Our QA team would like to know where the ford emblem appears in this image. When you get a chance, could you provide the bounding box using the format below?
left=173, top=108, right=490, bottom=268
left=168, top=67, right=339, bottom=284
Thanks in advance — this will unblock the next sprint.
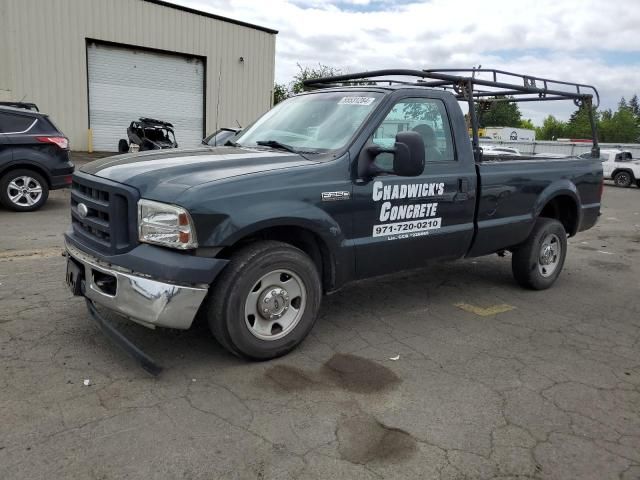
left=78, top=203, right=88, bottom=218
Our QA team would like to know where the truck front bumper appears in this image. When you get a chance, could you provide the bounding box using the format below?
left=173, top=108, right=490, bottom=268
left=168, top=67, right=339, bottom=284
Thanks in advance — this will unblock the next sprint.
left=65, top=241, right=208, bottom=329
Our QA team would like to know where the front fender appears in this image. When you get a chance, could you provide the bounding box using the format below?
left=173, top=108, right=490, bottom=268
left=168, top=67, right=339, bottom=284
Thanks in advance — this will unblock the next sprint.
left=197, top=200, right=345, bottom=250
left=193, top=200, right=352, bottom=290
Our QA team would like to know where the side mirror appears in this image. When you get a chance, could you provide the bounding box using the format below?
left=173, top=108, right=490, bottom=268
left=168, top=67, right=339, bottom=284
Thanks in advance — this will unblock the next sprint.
left=358, top=131, right=425, bottom=178
left=393, top=131, right=425, bottom=176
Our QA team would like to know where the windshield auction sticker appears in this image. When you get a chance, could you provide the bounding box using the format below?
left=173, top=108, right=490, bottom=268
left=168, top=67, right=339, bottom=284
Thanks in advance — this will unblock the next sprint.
left=372, top=180, right=444, bottom=239
left=338, top=96, right=376, bottom=106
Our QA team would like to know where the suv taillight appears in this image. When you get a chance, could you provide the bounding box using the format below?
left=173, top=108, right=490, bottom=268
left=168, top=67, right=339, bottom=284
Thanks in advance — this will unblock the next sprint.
left=36, top=136, right=69, bottom=150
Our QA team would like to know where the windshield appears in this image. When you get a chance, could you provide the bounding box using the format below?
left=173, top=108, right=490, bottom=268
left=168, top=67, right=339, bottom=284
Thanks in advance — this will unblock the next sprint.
left=235, top=91, right=383, bottom=153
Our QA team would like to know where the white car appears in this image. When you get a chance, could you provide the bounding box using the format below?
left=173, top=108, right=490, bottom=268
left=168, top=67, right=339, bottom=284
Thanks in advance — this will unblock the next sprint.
left=481, top=145, right=522, bottom=156
left=579, top=149, right=640, bottom=188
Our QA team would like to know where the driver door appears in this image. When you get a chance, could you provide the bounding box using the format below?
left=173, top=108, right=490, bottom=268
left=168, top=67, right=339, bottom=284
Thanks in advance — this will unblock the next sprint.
left=351, top=96, right=476, bottom=278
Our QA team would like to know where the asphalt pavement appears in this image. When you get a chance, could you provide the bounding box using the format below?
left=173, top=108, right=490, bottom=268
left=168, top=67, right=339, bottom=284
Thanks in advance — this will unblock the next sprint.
left=0, top=167, right=639, bottom=479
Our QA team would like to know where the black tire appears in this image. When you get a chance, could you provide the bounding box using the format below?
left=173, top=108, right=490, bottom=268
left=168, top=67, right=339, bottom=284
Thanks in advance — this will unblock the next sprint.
left=206, top=241, right=322, bottom=360
left=512, top=218, right=567, bottom=290
left=613, top=171, right=633, bottom=188
left=0, top=169, right=49, bottom=212
left=118, top=139, right=129, bottom=153
left=636, top=180, right=640, bottom=188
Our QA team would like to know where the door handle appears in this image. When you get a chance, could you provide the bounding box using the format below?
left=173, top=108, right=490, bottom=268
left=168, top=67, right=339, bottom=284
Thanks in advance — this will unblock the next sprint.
left=454, top=179, right=469, bottom=202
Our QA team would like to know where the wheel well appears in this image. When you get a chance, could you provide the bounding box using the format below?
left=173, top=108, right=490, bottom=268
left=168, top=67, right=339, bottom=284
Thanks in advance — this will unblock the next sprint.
left=539, top=195, right=578, bottom=236
left=0, top=164, right=51, bottom=187
left=612, top=169, right=635, bottom=181
left=218, top=226, right=335, bottom=293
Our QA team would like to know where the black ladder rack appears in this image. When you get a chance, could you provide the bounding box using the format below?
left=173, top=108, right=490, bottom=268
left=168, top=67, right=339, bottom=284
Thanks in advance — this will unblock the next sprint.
left=303, top=68, right=600, bottom=159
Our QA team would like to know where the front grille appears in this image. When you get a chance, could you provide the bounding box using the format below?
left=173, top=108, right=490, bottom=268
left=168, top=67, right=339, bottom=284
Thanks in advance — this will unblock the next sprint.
left=70, top=172, right=139, bottom=254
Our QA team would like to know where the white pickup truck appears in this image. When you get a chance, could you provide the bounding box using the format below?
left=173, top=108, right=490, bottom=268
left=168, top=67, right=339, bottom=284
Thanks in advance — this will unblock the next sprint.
left=580, top=149, right=640, bottom=188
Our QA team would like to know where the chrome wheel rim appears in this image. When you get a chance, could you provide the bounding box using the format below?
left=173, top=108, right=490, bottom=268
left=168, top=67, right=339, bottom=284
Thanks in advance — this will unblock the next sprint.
left=616, top=173, right=630, bottom=186
left=538, top=233, right=561, bottom=278
left=7, top=176, right=43, bottom=207
left=244, top=269, right=306, bottom=341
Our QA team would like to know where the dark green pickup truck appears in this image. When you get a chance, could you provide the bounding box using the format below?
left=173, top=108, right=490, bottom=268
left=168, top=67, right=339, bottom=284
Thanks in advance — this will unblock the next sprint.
left=65, top=68, right=603, bottom=371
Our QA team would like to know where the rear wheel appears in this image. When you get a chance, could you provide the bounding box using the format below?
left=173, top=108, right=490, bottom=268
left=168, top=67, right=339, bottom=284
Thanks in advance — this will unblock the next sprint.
left=636, top=180, right=640, bottom=188
left=118, top=139, right=129, bottom=153
left=0, top=169, right=49, bottom=212
left=512, top=218, right=567, bottom=290
left=613, top=171, right=633, bottom=188
left=206, top=241, right=322, bottom=360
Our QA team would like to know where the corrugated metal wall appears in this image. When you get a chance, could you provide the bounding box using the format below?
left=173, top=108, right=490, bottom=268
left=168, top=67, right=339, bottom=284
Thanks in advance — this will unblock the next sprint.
left=0, top=1, right=11, bottom=101
left=1, top=0, right=276, bottom=150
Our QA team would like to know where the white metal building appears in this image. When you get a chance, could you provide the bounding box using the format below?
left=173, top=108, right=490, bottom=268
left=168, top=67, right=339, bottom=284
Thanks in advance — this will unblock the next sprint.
left=0, top=0, right=277, bottom=151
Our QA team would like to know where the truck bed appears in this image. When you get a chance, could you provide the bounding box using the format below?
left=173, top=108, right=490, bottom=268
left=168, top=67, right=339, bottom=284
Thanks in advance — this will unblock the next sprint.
left=467, top=155, right=602, bottom=257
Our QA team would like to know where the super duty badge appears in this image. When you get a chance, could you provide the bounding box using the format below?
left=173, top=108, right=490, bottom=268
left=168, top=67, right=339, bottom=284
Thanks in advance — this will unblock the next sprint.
left=321, top=191, right=351, bottom=201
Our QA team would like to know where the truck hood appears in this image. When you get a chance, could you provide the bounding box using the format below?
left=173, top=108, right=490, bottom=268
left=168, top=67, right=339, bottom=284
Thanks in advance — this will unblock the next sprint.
left=80, top=147, right=312, bottom=199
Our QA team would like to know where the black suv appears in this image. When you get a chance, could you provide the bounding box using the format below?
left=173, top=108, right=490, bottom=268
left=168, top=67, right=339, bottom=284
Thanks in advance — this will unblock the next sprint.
left=0, top=106, right=74, bottom=211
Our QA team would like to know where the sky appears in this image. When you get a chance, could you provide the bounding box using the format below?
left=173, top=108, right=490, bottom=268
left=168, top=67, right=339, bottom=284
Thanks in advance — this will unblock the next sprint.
left=171, top=0, right=640, bottom=125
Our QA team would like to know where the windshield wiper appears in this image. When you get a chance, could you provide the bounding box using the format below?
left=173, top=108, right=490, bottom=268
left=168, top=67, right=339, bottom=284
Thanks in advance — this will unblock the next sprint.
left=255, top=140, right=317, bottom=159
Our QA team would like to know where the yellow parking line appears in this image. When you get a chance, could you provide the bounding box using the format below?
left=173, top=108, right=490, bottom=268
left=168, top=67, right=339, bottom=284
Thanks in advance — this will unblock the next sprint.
left=454, top=303, right=516, bottom=317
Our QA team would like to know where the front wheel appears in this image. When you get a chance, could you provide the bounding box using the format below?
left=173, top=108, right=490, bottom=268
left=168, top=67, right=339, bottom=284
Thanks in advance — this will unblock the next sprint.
left=613, top=171, right=633, bottom=188
left=205, top=241, right=322, bottom=360
left=512, top=218, right=567, bottom=290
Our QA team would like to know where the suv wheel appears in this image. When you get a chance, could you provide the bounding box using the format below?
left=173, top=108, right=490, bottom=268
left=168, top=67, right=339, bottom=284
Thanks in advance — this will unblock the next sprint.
left=0, top=169, right=49, bottom=212
left=512, top=218, right=567, bottom=290
left=613, top=171, right=633, bottom=188
left=206, top=241, right=322, bottom=360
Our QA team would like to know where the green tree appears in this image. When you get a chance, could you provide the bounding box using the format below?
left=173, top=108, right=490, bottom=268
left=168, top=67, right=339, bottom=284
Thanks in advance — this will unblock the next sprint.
left=291, top=63, right=342, bottom=94
left=600, top=108, right=613, bottom=121
left=629, top=94, right=640, bottom=117
left=618, top=97, right=628, bottom=110
left=535, top=115, right=567, bottom=140
left=600, top=107, right=640, bottom=143
left=519, top=118, right=535, bottom=130
left=565, top=106, right=594, bottom=139
left=476, top=97, right=522, bottom=128
left=272, top=63, right=342, bottom=105
left=273, top=82, right=289, bottom=105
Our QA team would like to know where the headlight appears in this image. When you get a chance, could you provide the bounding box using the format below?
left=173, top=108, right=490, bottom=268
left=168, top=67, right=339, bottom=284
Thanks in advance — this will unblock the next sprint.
left=137, top=199, right=197, bottom=250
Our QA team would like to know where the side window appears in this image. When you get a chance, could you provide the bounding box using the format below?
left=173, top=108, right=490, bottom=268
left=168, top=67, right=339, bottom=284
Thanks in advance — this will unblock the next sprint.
left=0, top=112, right=36, bottom=133
left=0, top=112, right=12, bottom=133
left=371, top=97, right=455, bottom=169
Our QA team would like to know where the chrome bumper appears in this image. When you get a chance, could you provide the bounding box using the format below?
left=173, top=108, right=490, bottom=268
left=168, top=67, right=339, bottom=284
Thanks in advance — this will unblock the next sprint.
left=65, top=242, right=208, bottom=329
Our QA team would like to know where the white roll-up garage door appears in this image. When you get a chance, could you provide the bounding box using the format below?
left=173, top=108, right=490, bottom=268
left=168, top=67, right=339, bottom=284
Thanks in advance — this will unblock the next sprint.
left=87, top=42, right=204, bottom=152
